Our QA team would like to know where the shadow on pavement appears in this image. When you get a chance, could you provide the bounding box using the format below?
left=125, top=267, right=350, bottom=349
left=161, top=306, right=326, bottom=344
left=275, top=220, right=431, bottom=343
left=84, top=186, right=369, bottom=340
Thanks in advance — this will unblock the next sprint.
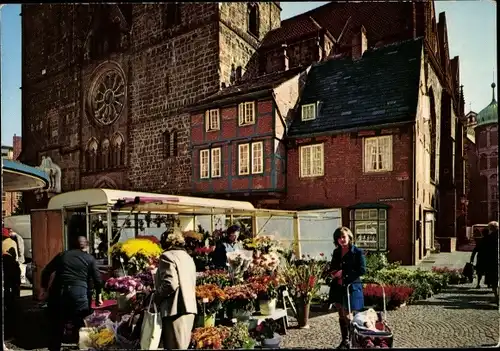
left=412, top=291, right=498, bottom=311
left=9, top=295, right=51, bottom=350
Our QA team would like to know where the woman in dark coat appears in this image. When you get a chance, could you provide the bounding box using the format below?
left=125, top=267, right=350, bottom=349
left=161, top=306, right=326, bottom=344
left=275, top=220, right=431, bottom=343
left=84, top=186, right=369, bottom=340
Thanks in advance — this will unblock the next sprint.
left=470, top=228, right=489, bottom=288
left=328, top=227, right=366, bottom=349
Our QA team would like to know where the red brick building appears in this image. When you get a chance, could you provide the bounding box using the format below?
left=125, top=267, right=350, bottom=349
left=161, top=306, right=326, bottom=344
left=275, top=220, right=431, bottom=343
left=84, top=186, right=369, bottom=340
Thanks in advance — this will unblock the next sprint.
left=20, top=1, right=437, bottom=208
left=187, top=67, right=306, bottom=205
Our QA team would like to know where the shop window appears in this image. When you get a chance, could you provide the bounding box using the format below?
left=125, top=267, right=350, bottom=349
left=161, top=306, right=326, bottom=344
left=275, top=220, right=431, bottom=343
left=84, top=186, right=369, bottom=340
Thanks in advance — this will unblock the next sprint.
left=349, top=208, right=387, bottom=251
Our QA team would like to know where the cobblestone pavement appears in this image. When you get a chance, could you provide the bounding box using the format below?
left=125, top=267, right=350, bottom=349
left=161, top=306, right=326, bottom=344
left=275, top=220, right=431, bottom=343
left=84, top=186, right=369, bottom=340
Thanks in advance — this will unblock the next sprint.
left=282, top=283, right=499, bottom=349
left=6, top=283, right=499, bottom=350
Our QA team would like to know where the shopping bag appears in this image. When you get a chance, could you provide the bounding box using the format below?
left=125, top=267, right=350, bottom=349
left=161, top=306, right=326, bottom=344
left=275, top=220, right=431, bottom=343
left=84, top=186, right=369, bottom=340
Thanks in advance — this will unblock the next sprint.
left=140, top=293, right=162, bottom=350
left=463, top=262, right=474, bottom=283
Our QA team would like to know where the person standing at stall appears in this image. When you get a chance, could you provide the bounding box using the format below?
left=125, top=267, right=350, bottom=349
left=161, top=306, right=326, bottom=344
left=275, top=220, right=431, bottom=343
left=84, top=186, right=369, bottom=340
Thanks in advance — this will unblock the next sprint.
left=328, top=227, right=366, bottom=349
left=211, top=225, right=242, bottom=269
left=40, top=236, right=103, bottom=351
left=2, top=227, right=21, bottom=339
left=470, top=229, right=489, bottom=288
left=155, top=229, right=197, bottom=349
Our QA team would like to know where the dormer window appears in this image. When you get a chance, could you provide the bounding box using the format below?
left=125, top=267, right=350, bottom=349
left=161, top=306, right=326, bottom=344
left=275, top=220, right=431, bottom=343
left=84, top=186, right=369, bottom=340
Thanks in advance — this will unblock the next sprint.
left=238, top=101, right=255, bottom=126
left=301, top=103, right=316, bottom=121
left=205, top=109, right=220, bottom=132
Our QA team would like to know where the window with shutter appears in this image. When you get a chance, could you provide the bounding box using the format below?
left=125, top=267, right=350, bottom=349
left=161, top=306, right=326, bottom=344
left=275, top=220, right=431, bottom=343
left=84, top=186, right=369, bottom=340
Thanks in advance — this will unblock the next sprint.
left=363, top=136, right=393, bottom=172
left=238, top=144, right=250, bottom=175
left=299, top=143, right=324, bottom=177
left=251, top=142, right=263, bottom=174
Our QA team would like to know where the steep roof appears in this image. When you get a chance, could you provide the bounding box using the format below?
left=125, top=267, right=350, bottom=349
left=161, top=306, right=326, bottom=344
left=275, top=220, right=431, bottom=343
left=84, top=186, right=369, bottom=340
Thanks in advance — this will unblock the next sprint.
left=288, top=38, right=423, bottom=137
left=190, top=66, right=305, bottom=110
left=261, top=1, right=415, bottom=49
left=476, top=83, right=498, bottom=127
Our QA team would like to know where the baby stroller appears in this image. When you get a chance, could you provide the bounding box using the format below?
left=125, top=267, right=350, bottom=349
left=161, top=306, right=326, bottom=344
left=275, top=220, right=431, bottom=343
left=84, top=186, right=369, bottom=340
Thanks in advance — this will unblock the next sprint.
left=346, top=283, right=394, bottom=349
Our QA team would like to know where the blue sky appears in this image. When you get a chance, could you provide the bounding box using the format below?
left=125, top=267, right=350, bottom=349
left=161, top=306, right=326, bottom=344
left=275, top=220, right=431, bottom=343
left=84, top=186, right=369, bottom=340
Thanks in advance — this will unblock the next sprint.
left=1, top=2, right=497, bottom=146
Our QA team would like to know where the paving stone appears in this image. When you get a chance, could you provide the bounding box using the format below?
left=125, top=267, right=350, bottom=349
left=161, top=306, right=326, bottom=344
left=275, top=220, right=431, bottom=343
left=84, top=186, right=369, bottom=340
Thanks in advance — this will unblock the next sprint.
left=281, top=283, right=499, bottom=348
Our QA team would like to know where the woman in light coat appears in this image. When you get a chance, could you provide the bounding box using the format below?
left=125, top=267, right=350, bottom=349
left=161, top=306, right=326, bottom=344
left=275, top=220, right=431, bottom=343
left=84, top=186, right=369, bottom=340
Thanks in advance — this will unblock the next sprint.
left=155, top=229, right=197, bottom=349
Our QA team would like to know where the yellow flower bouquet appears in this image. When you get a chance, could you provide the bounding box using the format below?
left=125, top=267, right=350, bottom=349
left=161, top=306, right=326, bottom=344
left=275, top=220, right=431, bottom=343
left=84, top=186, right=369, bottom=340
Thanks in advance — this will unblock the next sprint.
left=89, top=326, right=116, bottom=349
left=111, top=238, right=162, bottom=274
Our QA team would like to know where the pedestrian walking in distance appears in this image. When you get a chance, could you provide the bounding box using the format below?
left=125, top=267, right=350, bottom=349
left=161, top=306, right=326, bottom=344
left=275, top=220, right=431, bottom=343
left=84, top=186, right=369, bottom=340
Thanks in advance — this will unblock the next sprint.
left=40, top=236, right=103, bottom=351
left=155, top=229, right=197, bottom=349
left=470, top=229, right=488, bottom=288
left=482, top=221, right=499, bottom=303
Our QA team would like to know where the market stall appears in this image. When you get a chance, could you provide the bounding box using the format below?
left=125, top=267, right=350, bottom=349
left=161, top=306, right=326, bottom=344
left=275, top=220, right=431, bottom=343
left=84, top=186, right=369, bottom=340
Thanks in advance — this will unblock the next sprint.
left=2, top=158, right=49, bottom=191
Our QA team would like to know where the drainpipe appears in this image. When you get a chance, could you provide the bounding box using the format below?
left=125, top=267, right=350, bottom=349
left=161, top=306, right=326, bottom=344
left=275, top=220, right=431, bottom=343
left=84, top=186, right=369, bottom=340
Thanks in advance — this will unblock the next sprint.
left=411, top=122, right=416, bottom=265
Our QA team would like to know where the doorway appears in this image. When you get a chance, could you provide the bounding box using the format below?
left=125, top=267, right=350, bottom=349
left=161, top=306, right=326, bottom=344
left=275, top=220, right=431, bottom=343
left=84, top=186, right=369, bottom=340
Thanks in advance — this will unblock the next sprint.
left=64, top=207, right=87, bottom=250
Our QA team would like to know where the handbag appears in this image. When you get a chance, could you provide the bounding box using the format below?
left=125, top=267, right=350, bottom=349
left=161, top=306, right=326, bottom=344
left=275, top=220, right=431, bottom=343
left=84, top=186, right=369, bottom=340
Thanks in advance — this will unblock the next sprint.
left=140, top=293, right=162, bottom=350
left=463, top=262, right=474, bottom=283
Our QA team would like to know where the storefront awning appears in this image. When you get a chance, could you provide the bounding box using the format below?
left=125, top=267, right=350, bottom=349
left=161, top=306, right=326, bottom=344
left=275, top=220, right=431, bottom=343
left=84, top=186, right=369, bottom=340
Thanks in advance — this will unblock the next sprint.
left=2, top=159, right=49, bottom=192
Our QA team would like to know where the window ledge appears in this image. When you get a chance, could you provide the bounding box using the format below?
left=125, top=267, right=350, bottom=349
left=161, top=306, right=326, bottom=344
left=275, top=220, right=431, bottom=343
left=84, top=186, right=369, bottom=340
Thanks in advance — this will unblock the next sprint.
left=206, top=129, right=220, bottom=133
left=239, top=122, right=255, bottom=127
left=363, top=170, right=392, bottom=175
left=299, top=175, right=325, bottom=180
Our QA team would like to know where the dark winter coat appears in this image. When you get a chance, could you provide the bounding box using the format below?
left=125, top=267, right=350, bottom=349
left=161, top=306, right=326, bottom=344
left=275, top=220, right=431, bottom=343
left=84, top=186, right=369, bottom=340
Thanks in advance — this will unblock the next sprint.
left=328, top=244, right=366, bottom=311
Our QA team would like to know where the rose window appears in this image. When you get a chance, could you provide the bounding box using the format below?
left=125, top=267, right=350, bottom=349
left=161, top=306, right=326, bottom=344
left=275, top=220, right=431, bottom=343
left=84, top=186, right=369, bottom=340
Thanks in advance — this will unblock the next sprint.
left=89, top=68, right=126, bottom=125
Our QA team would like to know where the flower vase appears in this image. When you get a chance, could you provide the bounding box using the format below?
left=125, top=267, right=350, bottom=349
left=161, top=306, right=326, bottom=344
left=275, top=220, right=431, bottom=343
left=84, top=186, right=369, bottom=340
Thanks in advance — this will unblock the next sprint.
left=259, top=299, right=276, bottom=316
left=261, top=333, right=282, bottom=348
left=296, top=301, right=311, bottom=329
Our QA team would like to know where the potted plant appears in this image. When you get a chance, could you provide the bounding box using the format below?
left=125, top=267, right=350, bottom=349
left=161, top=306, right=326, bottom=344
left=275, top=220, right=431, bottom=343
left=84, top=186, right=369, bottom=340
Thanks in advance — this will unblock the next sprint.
left=280, top=255, right=327, bottom=328
left=104, top=276, right=145, bottom=311
left=224, top=284, right=257, bottom=321
left=252, top=318, right=281, bottom=348
left=191, top=326, right=231, bottom=349
left=195, top=284, right=228, bottom=327
left=248, top=275, right=280, bottom=315
left=224, top=322, right=256, bottom=349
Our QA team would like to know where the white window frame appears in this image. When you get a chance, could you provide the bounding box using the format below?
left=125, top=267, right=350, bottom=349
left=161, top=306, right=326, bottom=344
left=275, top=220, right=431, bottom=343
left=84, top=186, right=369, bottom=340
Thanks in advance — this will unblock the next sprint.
left=238, top=101, right=256, bottom=126
left=349, top=209, right=388, bottom=251
left=299, top=143, right=324, bottom=178
left=205, top=109, right=220, bottom=132
left=363, top=135, right=393, bottom=173
left=200, top=149, right=210, bottom=179
left=238, top=144, right=250, bottom=175
left=211, top=148, right=221, bottom=178
left=251, top=142, right=264, bottom=174
left=301, top=103, right=316, bottom=121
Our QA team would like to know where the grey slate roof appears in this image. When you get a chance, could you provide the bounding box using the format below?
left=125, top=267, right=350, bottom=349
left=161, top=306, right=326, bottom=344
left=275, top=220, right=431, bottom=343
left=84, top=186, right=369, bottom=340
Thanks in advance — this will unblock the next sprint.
left=288, top=38, right=423, bottom=137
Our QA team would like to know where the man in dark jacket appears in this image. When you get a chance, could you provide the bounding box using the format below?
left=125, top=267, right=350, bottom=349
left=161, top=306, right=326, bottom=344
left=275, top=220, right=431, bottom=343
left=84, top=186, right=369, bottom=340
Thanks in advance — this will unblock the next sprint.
left=40, top=236, right=103, bottom=351
left=483, top=221, right=499, bottom=303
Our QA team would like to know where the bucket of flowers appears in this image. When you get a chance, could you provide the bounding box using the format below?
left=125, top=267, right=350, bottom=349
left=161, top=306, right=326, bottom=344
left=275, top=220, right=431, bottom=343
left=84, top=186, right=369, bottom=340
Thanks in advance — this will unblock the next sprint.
left=191, top=325, right=231, bottom=349
left=111, top=238, right=162, bottom=275
left=196, top=284, right=228, bottom=327
left=224, top=322, right=257, bottom=349
left=251, top=318, right=282, bottom=349
left=248, top=274, right=281, bottom=316
left=193, top=245, right=216, bottom=271
left=196, top=269, right=231, bottom=287
left=280, top=255, right=327, bottom=329
left=227, top=250, right=254, bottom=283
left=105, top=276, right=145, bottom=311
left=224, top=284, right=258, bottom=321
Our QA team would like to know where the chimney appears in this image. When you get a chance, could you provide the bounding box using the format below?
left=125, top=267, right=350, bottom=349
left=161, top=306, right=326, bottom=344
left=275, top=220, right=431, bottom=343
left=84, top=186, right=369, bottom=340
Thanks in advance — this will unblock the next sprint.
left=13, top=134, right=22, bottom=160
left=351, top=25, right=367, bottom=60
left=281, top=43, right=289, bottom=71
